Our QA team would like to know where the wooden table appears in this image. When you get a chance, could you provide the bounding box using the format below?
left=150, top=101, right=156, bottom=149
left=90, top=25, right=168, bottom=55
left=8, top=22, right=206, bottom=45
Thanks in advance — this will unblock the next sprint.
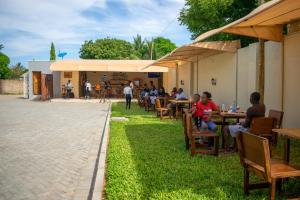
left=272, top=128, right=300, bottom=163
left=212, top=112, right=246, bottom=149
left=157, top=96, right=169, bottom=107
left=168, top=99, right=191, bottom=119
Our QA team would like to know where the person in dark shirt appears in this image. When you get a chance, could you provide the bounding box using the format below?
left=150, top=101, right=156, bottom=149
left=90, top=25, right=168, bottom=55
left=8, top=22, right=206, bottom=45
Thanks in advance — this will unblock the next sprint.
left=223, top=92, right=265, bottom=150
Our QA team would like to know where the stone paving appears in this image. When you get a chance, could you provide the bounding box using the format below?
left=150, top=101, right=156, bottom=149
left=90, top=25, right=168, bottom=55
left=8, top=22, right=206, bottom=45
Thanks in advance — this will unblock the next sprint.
left=0, top=95, right=109, bottom=200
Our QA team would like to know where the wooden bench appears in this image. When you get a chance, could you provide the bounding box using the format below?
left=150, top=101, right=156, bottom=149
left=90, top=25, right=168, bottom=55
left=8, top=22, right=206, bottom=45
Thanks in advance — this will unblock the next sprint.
left=186, top=113, right=219, bottom=156
left=237, top=132, right=300, bottom=200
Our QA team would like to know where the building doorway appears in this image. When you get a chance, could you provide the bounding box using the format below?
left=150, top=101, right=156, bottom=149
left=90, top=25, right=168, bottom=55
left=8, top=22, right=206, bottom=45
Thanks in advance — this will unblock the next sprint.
left=32, top=71, right=41, bottom=95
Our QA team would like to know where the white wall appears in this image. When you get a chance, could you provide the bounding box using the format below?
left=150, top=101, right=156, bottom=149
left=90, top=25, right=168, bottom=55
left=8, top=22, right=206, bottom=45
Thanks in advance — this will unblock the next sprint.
left=264, top=41, right=283, bottom=113
left=237, top=43, right=258, bottom=110
left=28, top=61, right=53, bottom=100
left=283, top=31, right=300, bottom=127
left=177, top=62, right=191, bottom=98
left=196, top=53, right=237, bottom=106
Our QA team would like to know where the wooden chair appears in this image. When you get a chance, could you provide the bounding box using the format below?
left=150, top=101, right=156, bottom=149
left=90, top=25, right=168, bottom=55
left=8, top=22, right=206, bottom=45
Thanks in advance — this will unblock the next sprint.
left=155, top=99, right=171, bottom=120
left=144, top=96, right=155, bottom=112
left=182, top=109, right=190, bottom=150
left=268, top=110, right=284, bottom=145
left=236, top=132, right=300, bottom=200
left=186, top=113, right=219, bottom=156
left=250, top=117, right=276, bottom=143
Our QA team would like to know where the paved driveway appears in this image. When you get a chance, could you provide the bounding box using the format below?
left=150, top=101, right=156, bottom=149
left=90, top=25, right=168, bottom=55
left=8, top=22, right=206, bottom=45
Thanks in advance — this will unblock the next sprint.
left=0, top=96, right=109, bottom=200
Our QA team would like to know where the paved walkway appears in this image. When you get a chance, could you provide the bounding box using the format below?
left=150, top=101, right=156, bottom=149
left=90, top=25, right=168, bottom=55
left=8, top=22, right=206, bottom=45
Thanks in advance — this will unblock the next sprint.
left=0, top=95, right=109, bottom=200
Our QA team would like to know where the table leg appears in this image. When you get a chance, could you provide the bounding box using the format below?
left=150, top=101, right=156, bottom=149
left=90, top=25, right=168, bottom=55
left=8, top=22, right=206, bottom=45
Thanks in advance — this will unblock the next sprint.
left=176, top=104, right=179, bottom=120
left=284, top=137, right=290, bottom=163
left=221, top=117, right=226, bottom=149
left=237, top=118, right=240, bottom=123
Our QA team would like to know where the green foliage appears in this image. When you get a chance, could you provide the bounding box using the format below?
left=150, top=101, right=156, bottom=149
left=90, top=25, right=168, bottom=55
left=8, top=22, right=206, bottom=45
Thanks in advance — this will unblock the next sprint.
left=106, top=103, right=300, bottom=199
left=0, top=46, right=11, bottom=79
left=79, top=36, right=176, bottom=60
left=153, top=37, right=177, bottom=59
left=179, top=0, right=259, bottom=47
left=133, top=34, right=145, bottom=58
left=79, top=38, right=135, bottom=59
left=9, top=62, right=28, bottom=79
left=50, top=42, right=56, bottom=60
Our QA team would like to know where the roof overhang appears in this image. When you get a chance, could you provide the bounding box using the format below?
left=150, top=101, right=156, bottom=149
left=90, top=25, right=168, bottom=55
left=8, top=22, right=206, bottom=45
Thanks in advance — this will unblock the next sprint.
left=195, top=0, right=300, bottom=42
left=143, top=40, right=240, bottom=69
left=50, top=60, right=168, bottom=72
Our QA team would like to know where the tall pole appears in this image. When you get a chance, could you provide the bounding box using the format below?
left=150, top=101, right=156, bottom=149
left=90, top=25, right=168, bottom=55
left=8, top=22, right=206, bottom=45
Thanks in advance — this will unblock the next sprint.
left=258, top=0, right=265, bottom=103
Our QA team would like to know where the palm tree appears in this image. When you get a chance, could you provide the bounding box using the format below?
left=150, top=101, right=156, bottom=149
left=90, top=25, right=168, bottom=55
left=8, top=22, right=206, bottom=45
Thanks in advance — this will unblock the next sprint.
left=145, top=39, right=155, bottom=60
left=0, top=44, right=4, bottom=51
left=133, top=34, right=145, bottom=59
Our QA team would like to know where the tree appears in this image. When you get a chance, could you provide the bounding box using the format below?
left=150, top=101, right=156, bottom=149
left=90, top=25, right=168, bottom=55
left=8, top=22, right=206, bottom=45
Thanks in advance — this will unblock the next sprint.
left=0, top=44, right=3, bottom=50
left=133, top=34, right=145, bottom=58
left=153, top=37, right=176, bottom=59
left=179, top=0, right=258, bottom=46
left=79, top=38, right=135, bottom=59
left=50, top=42, right=56, bottom=60
left=145, top=39, right=155, bottom=60
left=0, top=45, right=11, bottom=79
left=10, top=62, right=28, bottom=79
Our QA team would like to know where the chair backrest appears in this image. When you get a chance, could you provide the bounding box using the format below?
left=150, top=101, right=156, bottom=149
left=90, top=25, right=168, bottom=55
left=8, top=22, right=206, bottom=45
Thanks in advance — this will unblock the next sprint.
left=182, top=109, right=189, bottom=136
left=185, top=113, right=193, bottom=138
left=250, top=117, right=276, bottom=136
left=236, top=132, right=271, bottom=182
left=155, top=98, right=162, bottom=109
left=268, top=109, right=284, bottom=128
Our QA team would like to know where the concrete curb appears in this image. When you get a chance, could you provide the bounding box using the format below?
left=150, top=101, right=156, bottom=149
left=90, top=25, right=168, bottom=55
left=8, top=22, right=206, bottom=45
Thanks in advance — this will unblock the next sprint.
left=90, top=102, right=111, bottom=200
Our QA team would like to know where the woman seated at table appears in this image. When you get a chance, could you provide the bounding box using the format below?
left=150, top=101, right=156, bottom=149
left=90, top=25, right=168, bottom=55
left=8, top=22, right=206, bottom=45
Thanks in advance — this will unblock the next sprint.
left=203, top=91, right=220, bottom=113
left=170, top=87, right=178, bottom=98
left=190, top=94, right=202, bottom=128
left=223, top=92, right=265, bottom=151
left=149, top=85, right=158, bottom=105
left=198, top=92, right=218, bottom=132
left=158, top=87, right=166, bottom=97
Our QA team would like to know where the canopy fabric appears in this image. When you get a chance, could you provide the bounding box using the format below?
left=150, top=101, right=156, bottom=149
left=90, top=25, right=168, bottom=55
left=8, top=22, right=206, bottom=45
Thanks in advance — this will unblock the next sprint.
left=144, top=40, right=240, bottom=68
left=50, top=60, right=168, bottom=72
left=195, top=0, right=300, bottom=42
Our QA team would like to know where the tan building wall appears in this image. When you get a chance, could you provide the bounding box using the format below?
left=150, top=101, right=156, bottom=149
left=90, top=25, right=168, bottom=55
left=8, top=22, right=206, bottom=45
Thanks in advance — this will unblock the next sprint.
left=237, top=43, right=258, bottom=110
left=283, top=31, right=300, bottom=127
left=196, top=53, right=237, bottom=106
left=60, top=71, right=79, bottom=98
left=264, top=41, right=283, bottom=113
left=0, top=80, right=23, bottom=94
left=163, top=68, right=176, bottom=94
left=177, top=62, right=191, bottom=98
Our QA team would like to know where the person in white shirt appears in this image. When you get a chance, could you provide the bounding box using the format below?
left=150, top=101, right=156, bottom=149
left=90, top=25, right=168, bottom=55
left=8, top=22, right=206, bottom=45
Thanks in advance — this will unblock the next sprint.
left=65, top=80, right=73, bottom=98
left=85, top=80, right=92, bottom=99
left=175, top=88, right=187, bottom=100
left=123, top=84, right=133, bottom=110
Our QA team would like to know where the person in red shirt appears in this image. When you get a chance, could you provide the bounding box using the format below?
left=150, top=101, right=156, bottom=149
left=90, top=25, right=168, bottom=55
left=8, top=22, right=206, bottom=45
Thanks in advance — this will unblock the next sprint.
left=190, top=94, right=202, bottom=128
left=199, top=92, right=217, bottom=132
left=203, top=91, right=219, bottom=112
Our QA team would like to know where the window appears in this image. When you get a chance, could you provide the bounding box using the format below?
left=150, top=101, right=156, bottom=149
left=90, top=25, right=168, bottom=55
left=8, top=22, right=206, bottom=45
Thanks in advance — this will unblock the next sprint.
left=64, top=72, right=72, bottom=78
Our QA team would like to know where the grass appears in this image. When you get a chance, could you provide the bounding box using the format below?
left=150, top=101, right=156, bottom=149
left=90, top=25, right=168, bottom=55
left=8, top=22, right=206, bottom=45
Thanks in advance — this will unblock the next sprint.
left=105, top=103, right=300, bottom=200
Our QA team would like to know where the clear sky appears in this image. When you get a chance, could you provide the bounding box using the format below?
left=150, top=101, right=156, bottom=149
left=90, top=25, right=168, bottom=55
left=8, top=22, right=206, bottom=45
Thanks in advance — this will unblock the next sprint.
left=0, top=0, right=192, bottom=67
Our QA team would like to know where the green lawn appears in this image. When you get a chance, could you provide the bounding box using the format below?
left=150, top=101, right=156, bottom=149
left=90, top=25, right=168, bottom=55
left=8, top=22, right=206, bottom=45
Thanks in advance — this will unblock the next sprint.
left=105, top=103, right=300, bottom=200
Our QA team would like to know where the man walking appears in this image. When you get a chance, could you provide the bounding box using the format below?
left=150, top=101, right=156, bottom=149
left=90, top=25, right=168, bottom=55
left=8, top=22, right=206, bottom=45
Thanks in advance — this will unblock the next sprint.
left=123, top=83, right=133, bottom=110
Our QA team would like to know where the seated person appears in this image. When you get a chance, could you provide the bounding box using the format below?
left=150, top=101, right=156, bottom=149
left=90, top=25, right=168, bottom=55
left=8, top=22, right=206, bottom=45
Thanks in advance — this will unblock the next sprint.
left=170, top=87, right=178, bottom=98
left=166, top=88, right=188, bottom=116
left=190, top=94, right=202, bottom=128
left=199, top=92, right=217, bottom=132
left=175, top=88, right=187, bottom=100
left=203, top=91, right=220, bottom=113
left=158, top=87, right=166, bottom=97
left=223, top=92, right=266, bottom=151
left=149, top=86, right=158, bottom=104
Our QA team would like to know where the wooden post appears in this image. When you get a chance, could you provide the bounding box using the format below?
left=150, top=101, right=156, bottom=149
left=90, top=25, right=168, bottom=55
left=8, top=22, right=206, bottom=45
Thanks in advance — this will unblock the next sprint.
left=176, top=63, right=179, bottom=89
left=258, top=0, right=265, bottom=103
left=258, top=39, right=265, bottom=103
